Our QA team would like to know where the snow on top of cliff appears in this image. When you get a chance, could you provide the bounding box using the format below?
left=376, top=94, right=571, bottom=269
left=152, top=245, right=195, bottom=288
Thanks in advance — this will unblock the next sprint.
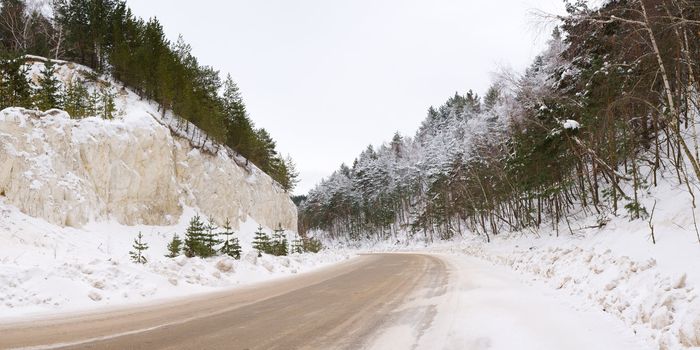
left=0, top=107, right=32, bottom=127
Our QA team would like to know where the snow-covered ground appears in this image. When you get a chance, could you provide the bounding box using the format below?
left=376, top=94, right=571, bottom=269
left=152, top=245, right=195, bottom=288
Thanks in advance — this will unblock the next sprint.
left=371, top=254, right=653, bottom=350
left=447, top=229, right=699, bottom=349
left=2, top=55, right=698, bottom=347
left=2, top=184, right=698, bottom=350
left=0, top=200, right=352, bottom=322
left=0, top=57, right=335, bottom=323
left=327, top=172, right=700, bottom=349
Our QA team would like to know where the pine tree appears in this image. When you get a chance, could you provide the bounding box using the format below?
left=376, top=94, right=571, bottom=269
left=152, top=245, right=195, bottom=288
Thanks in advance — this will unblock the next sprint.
left=100, top=86, right=116, bottom=119
left=251, top=225, right=270, bottom=257
left=87, top=89, right=100, bottom=116
left=271, top=224, right=288, bottom=256
left=165, top=233, right=182, bottom=258
left=183, top=215, right=206, bottom=258
left=483, top=84, right=500, bottom=112
left=63, top=80, right=90, bottom=118
left=129, top=231, right=148, bottom=264
left=0, top=58, right=32, bottom=108
left=34, top=60, right=62, bottom=111
left=222, top=74, right=255, bottom=152
left=218, top=218, right=241, bottom=259
left=281, top=155, right=299, bottom=192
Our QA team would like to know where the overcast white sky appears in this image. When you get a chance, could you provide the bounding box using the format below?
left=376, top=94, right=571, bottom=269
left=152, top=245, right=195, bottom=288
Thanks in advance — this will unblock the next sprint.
left=128, top=0, right=566, bottom=194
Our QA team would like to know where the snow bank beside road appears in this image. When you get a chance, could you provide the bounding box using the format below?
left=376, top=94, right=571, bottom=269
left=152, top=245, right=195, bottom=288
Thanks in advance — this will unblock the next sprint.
left=351, top=223, right=700, bottom=349
left=454, top=230, right=700, bottom=350
left=0, top=200, right=351, bottom=321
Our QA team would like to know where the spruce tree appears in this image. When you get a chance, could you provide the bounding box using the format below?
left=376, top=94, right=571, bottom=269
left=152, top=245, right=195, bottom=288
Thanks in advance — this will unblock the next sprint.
left=165, top=233, right=182, bottom=258
left=271, top=224, right=288, bottom=256
left=291, top=236, right=304, bottom=255
left=129, top=231, right=148, bottom=264
left=201, top=217, right=220, bottom=258
left=87, top=89, right=100, bottom=116
left=183, top=215, right=206, bottom=258
left=218, top=218, right=241, bottom=259
left=35, top=60, right=62, bottom=111
left=251, top=225, right=270, bottom=257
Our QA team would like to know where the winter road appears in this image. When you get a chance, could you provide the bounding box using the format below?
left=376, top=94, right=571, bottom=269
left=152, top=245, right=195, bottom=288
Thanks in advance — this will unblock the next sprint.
left=1, top=254, right=446, bottom=350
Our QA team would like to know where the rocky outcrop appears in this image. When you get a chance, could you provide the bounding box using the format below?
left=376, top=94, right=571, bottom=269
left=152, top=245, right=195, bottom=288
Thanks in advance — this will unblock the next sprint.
left=0, top=107, right=297, bottom=230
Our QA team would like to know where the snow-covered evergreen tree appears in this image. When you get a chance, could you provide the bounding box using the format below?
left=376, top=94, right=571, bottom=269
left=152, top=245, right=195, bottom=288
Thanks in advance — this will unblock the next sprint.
left=165, top=233, right=182, bottom=258
left=184, top=215, right=207, bottom=258
left=0, top=59, right=31, bottom=109
left=252, top=225, right=270, bottom=257
left=100, top=87, right=116, bottom=119
left=270, top=224, right=288, bottom=256
left=129, top=232, right=148, bottom=264
left=219, top=218, right=242, bottom=259
left=63, top=80, right=90, bottom=118
left=34, top=60, right=62, bottom=111
left=200, top=217, right=220, bottom=258
left=291, top=234, right=304, bottom=255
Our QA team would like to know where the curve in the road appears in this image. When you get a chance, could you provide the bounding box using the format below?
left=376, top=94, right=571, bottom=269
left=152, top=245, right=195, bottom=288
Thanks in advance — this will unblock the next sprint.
left=1, top=253, right=446, bottom=350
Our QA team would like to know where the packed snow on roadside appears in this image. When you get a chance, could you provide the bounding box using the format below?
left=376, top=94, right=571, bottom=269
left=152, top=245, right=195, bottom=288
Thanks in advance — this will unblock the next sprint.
left=0, top=200, right=352, bottom=322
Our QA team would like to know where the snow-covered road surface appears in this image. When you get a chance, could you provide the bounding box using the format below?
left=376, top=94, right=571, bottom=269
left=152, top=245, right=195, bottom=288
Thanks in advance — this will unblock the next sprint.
left=370, top=254, right=654, bottom=350
left=1, top=254, right=440, bottom=349
left=1, top=253, right=652, bottom=350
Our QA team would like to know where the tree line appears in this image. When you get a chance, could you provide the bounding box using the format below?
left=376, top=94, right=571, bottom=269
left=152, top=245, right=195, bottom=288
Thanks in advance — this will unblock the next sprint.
left=163, top=215, right=321, bottom=261
left=0, top=57, right=118, bottom=119
left=299, top=0, right=700, bottom=244
left=128, top=216, right=323, bottom=265
left=0, top=0, right=298, bottom=191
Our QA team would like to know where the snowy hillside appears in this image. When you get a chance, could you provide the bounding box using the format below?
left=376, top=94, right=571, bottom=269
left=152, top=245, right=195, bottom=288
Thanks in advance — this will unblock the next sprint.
left=0, top=56, right=296, bottom=231
left=0, top=57, right=339, bottom=320
left=0, top=200, right=349, bottom=320
left=327, top=174, right=700, bottom=349
left=296, top=4, right=700, bottom=346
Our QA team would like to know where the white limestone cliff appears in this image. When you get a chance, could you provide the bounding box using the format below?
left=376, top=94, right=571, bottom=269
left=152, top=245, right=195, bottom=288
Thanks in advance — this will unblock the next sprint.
left=0, top=58, right=296, bottom=230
